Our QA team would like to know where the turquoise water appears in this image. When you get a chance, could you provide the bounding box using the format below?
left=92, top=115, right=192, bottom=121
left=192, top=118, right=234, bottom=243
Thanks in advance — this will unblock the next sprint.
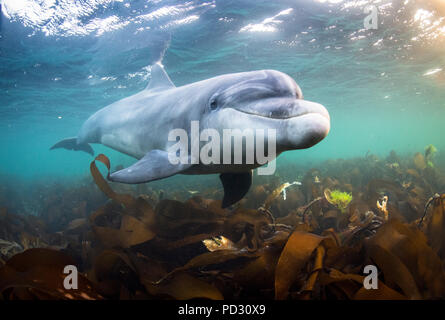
left=1, top=0, right=444, bottom=183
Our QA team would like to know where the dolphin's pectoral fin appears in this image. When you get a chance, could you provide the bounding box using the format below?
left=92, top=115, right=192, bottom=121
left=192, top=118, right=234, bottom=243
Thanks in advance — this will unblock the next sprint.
left=50, top=137, right=94, bottom=156
left=108, top=150, right=191, bottom=184
left=219, top=171, right=252, bottom=208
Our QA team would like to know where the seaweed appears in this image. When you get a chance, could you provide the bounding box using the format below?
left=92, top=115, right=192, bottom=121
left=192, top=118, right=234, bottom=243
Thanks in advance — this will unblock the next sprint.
left=425, top=144, right=438, bottom=168
left=324, top=189, right=353, bottom=213
left=1, top=147, right=445, bottom=300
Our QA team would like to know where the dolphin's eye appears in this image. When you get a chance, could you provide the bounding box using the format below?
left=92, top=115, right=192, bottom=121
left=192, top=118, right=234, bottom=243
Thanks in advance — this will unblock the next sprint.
left=209, top=98, right=218, bottom=111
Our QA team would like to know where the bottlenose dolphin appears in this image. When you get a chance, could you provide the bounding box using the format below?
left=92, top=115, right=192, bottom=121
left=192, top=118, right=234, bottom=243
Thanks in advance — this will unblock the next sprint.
left=51, top=63, right=330, bottom=207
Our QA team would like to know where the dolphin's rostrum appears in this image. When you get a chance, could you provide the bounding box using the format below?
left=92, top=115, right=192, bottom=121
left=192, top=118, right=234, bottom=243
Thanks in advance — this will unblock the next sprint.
left=51, top=63, right=330, bottom=208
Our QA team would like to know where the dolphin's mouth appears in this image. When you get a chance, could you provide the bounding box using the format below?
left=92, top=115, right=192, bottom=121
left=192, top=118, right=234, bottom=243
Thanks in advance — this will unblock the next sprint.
left=231, top=98, right=330, bottom=121
left=235, top=108, right=317, bottom=120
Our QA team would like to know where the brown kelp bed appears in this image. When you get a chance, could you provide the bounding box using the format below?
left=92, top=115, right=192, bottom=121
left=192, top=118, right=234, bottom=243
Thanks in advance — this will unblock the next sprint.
left=1, top=148, right=445, bottom=300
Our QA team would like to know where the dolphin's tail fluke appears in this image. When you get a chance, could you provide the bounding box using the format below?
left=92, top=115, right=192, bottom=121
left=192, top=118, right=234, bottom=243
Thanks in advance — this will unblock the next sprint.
left=50, top=137, right=94, bottom=156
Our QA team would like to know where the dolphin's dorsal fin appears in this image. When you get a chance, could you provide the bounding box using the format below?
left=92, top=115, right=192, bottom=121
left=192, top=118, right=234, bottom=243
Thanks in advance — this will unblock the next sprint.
left=145, top=62, right=175, bottom=92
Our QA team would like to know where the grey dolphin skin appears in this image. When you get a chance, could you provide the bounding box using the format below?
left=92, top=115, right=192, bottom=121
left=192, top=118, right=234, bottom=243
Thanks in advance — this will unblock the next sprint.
left=51, top=63, right=330, bottom=208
